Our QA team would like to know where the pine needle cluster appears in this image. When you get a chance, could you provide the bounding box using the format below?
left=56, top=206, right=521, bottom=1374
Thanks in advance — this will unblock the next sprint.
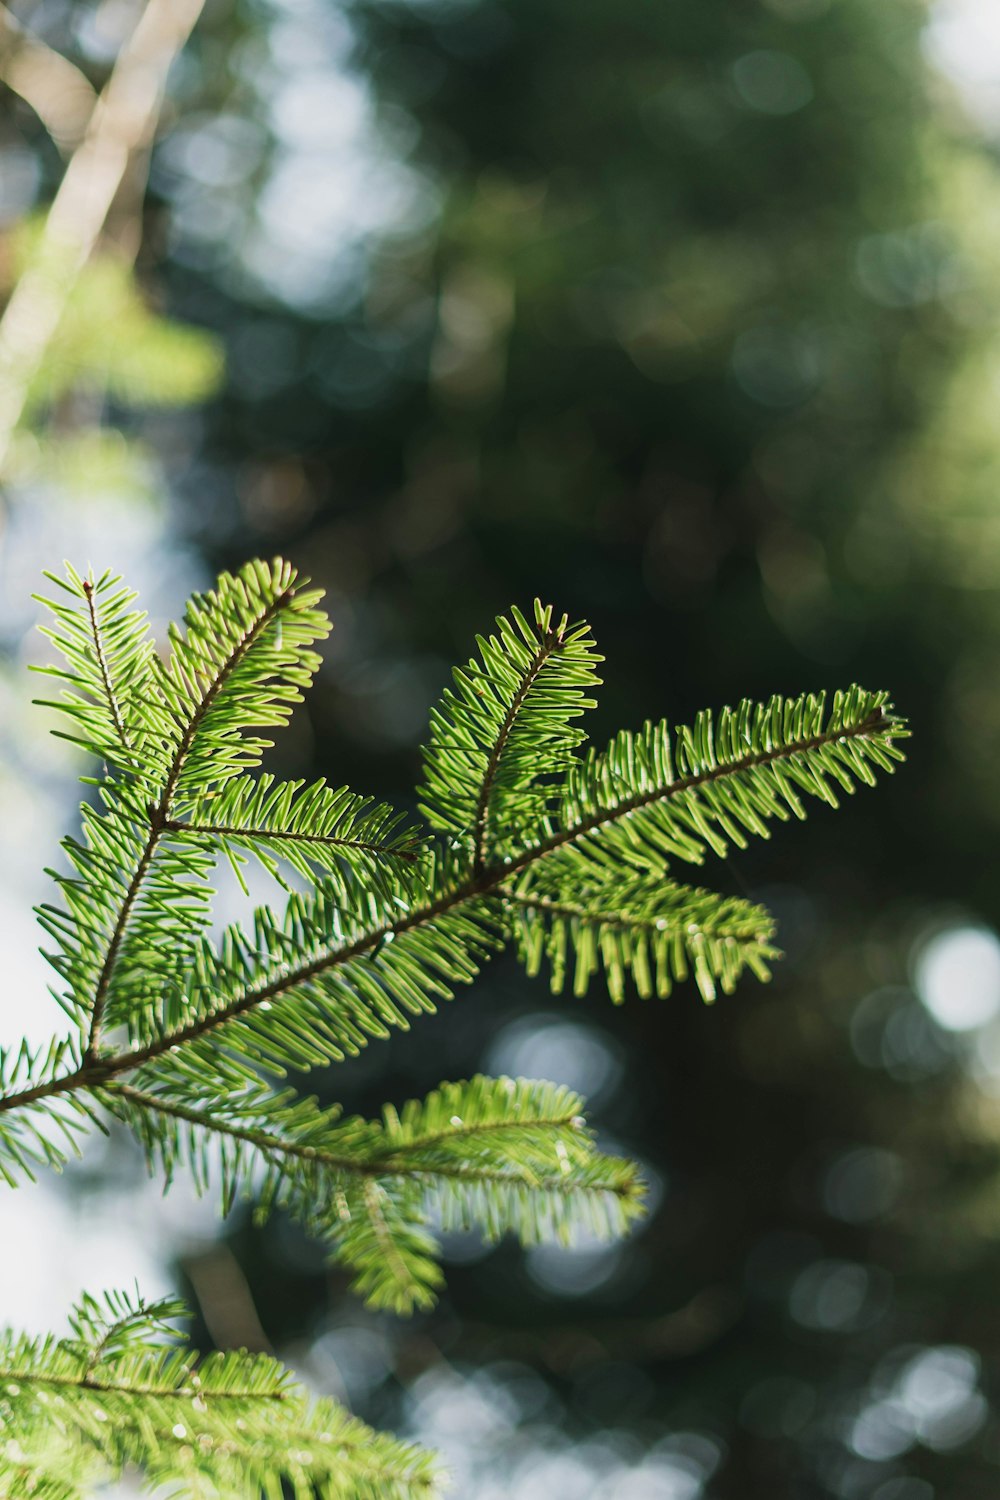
left=0, top=559, right=907, bottom=1497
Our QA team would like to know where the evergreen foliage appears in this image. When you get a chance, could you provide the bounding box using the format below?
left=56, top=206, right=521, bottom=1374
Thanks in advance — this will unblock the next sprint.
left=0, top=558, right=907, bottom=1496
left=0, top=1288, right=435, bottom=1499
left=418, top=601, right=601, bottom=862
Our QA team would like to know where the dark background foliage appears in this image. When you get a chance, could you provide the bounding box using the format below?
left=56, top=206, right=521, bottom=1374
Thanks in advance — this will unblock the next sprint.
left=6, top=0, right=1000, bottom=1494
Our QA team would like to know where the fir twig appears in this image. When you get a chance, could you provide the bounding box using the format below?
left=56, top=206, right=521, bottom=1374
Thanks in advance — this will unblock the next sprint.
left=83, top=583, right=295, bottom=1061
left=0, top=560, right=906, bottom=1497
left=162, top=814, right=419, bottom=862
left=471, top=615, right=561, bottom=872
left=80, top=577, right=131, bottom=751
left=0, top=684, right=903, bottom=1109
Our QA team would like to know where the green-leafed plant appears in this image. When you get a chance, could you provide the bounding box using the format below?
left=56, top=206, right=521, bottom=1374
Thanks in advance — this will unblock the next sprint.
left=0, top=559, right=906, bottom=1497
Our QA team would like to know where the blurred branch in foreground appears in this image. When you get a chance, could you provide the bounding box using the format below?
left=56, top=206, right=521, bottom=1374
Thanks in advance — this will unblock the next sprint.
left=0, top=4, right=96, bottom=153
left=0, top=0, right=205, bottom=481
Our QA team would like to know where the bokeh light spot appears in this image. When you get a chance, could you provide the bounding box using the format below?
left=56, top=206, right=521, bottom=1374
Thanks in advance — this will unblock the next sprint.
left=914, top=924, right=1000, bottom=1031
left=788, top=1259, right=890, bottom=1332
left=871, top=1479, right=934, bottom=1500
left=848, top=1397, right=914, bottom=1461
left=731, top=51, right=814, bottom=114
left=485, top=1016, right=623, bottom=1105
left=822, top=1147, right=903, bottom=1224
left=526, top=1238, right=624, bottom=1298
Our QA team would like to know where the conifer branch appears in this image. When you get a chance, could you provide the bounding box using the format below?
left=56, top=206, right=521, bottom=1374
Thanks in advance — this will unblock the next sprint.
left=83, top=584, right=295, bottom=1062
left=83, top=838, right=157, bottom=1062
left=155, top=587, right=293, bottom=811
left=419, top=600, right=601, bottom=849
left=97, top=1075, right=642, bottom=1318
left=0, top=695, right=900, bottom=1115
left=508, top=702, right=895, bottom=877
left=161, top=814, right=419, bottom=863
left=0, top=563, right=907, bottom=1493
left=0, top=1301, right=440, bottom=1496
left=75, top=1293, right=179, bottom=1378
left=362, top=1176, right=421, bottom=1289
left=125, top=703, right=897, bottom=1049
left=0, top=1364, right=287, bottom=1402
left=105, top=1081, right=627, bottom=1194
left=472, top=620, right=560, bottom=872
left=88, top=887, right=464, bottom=1076
left=104, top=1083, right=473, bottom=1174
left=80, top=577, right=130, bottom=751
left=203, top=703, right=883, bottom=1028
left=499, top=886, right=677, bottom=931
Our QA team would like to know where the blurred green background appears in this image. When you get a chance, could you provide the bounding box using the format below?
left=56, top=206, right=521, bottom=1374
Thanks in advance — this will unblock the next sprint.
left=5, top=0, right=1000, bottom=1495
